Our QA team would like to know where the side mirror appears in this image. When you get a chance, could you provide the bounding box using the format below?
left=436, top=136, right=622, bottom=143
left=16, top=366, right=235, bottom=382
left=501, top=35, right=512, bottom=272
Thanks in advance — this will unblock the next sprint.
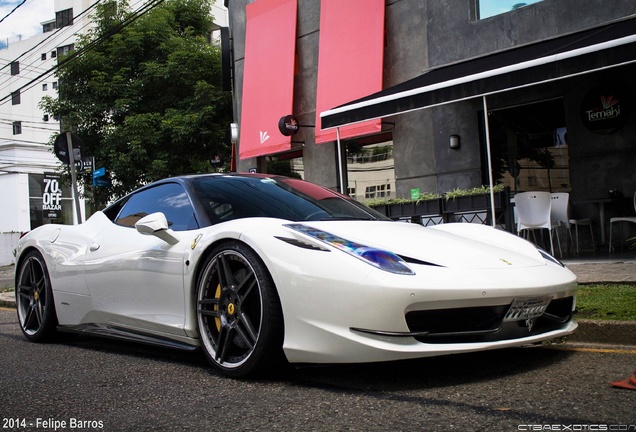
left=135, top=212, right=180, bottom=245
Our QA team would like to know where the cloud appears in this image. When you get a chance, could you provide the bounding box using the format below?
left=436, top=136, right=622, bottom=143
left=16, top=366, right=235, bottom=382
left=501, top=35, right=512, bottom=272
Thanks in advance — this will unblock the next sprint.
left=0, top=0, right=55, bottom=42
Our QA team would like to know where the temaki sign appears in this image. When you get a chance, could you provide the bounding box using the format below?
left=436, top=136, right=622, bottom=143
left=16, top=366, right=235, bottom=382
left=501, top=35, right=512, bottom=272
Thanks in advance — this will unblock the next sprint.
left=278, top=115, right=299, bottom=136
left=580, top=86, right=630, bottom=134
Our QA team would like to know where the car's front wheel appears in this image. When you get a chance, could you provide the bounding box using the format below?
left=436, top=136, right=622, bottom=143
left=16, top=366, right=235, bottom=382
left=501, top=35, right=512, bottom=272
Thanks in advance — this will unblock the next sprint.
left=196, top=241, right=284, bottom=377
left=16, top=250, right=58, bottom=342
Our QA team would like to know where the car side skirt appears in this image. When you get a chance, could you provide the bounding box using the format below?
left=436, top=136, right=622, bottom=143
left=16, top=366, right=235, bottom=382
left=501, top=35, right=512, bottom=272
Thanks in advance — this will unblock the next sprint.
left=57, top=324, right=200, bottom=352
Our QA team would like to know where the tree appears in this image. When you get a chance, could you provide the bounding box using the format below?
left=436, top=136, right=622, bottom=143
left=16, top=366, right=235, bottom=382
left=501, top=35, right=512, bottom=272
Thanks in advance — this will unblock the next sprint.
left=40, top=0, right=232, bottom=207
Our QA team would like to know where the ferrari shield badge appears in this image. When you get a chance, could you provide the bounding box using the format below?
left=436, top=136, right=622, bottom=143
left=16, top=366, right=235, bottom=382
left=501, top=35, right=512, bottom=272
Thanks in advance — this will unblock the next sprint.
left=525, top=318, right=535, bottom=332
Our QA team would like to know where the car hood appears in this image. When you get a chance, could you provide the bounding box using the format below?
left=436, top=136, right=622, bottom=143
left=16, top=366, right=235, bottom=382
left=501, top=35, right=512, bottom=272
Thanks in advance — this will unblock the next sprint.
left=295, top=220, right=550, bottom=269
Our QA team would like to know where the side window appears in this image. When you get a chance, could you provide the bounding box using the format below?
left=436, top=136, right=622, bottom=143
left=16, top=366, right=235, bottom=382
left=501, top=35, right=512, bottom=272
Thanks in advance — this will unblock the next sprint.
left=11, top=90, right=20, bottom=105
left=115, top=183, right=199, bottom=231
left=55, top=8, right=73, bottom=28
left=472, top=0, right=543, bottom=20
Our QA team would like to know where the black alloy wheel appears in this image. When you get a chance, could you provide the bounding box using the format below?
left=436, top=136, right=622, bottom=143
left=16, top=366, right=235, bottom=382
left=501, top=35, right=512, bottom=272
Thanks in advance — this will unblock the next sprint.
left=196, top=241, right=284, bottom=377
left=16, top=250, right=58, bottom=342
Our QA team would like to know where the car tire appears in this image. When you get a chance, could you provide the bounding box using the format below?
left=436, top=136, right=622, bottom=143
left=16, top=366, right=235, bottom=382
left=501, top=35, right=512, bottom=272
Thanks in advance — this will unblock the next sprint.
left=15, top=250, right=58, bottom=342
left=196, top=241, right=285, bottom=378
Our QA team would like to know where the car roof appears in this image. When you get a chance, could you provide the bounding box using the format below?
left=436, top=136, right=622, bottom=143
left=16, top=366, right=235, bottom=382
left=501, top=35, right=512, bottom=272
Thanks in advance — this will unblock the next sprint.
left=102, top=173, right=316, bottom=218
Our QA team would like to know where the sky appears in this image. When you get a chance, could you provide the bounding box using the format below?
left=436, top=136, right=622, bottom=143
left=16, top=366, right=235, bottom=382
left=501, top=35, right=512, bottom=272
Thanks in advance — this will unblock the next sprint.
left=480, top=0, right=542, bottom=19
left=0, top=0, right=56, bottom=42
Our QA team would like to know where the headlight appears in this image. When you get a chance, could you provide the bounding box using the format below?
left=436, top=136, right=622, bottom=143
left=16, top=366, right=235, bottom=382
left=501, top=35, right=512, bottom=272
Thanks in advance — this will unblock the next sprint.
left=284, top=224, right=415, bottom=275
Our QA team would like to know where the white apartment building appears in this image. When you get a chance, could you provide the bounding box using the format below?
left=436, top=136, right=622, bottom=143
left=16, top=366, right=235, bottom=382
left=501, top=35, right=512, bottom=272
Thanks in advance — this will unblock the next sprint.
left=0, top=1, right=228, bottom=265
left=0, top=0, right=94, bottom=265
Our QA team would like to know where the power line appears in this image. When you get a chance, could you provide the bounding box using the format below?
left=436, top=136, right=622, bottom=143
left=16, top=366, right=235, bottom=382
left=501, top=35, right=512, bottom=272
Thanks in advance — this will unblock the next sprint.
left=0, top=0, right=102, bottom=97
left=0, top=118, right=60, bottom=130
left=0, top=0, right=27, bottom=24
left=0, top=136, right=56, bottom=146
left=0, top=111, right=57, bottom=122
left=0, top=32, right=76, bottom=93
left=0, top=0, right=166, bottom=107
left=0, top=0, right=101, bottom=73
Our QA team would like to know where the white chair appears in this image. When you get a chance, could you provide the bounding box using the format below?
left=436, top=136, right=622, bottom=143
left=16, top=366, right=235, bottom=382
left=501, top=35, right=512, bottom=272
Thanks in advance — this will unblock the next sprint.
left=550, top=193, right=573, bottom=254
left=550, top=192, right=595, bottom=254
left=608, top=191, right=636, bottom=252
left=515, top=191, right=557, bottom=256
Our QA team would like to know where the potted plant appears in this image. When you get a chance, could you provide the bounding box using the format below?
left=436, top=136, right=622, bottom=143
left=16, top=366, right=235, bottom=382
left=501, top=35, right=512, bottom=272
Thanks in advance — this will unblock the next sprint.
left=414, top=192, right=443, bottom=216
left=442, top=185, right=512, bottom=230
left=443, top=185, right=505, bottom=212
left=366, top=192, right=442, bottom=219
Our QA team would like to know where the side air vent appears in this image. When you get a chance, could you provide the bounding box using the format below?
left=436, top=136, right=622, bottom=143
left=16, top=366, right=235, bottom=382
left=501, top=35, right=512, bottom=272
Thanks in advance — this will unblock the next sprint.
left=398, top=255, right=443, bottom=267
left=275, top=236, right=329, bottom=251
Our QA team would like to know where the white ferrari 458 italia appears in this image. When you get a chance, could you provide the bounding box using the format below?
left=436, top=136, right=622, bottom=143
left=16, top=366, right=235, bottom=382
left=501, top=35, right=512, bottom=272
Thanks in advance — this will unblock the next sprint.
left=14, top=173, right=577, bottom=377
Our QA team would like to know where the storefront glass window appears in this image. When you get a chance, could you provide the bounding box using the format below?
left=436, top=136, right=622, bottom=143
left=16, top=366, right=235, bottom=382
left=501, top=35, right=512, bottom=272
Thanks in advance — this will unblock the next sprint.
left=29, top=173, right=75, bottom=229
left=487, top=99, right=570, bottom=193
left=266, top=138, right=396, bottom=205
left=268, top=156, right=305, bottom=180
left=346, top=141, right=395, bottom=203
left=478, top=0, right=543, bottom=20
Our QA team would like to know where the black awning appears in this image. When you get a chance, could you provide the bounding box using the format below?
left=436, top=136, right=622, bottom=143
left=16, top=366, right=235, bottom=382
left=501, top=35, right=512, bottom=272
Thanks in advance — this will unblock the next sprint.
left=320, top=17, right=636, bottom=129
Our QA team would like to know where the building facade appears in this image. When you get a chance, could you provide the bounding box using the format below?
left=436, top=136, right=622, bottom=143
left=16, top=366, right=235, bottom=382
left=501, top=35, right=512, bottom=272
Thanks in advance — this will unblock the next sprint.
left=227, top=0, right=636, bottom=246
left=0, top=0, right=95, bottom=265
left=0, top=0, right=229, bottom=265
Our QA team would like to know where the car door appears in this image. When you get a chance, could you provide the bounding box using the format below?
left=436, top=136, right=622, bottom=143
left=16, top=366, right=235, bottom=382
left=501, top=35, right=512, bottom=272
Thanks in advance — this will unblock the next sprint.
left=83, top=182, right=199, bottom=337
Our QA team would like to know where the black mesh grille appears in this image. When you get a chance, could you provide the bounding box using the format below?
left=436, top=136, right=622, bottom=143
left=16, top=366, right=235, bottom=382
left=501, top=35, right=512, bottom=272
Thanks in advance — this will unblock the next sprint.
left=405, top=296, right=574, bottom=343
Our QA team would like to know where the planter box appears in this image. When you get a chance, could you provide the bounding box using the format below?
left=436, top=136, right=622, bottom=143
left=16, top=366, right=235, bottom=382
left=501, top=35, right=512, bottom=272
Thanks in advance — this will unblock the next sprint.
left=414, top=198, right=443, bottom=216
left=368, top=204, right=389, bottom=216
left=444, top=190, right=510, bottom=211
left=444, top=193, right=498, bottom=213
left=443, top=189, right=513, bottom=232
left=370, top=199, right=443, bottom=219
left=387, top=202, right=415, bottom=218
left=367, top=190, right=512, bottom=232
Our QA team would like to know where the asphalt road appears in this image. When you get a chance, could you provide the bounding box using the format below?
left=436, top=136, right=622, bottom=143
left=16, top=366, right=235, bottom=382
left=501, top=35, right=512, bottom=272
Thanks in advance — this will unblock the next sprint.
left=0, top=309, right=634, bottom=431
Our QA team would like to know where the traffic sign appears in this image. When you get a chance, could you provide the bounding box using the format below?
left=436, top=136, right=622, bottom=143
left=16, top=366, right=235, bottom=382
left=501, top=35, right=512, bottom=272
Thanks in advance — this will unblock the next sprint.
left=93, top=177, right=112, bottom=187
left=53, top=133, right=83, bottom=165
left=93, top=167, right=106, bottom=178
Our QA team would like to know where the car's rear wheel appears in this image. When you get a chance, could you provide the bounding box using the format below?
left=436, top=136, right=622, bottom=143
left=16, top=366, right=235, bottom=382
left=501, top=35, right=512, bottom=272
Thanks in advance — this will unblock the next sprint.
left=16, top=250, right=58, bottom=342
left=196, top=241, right=284, bottom=377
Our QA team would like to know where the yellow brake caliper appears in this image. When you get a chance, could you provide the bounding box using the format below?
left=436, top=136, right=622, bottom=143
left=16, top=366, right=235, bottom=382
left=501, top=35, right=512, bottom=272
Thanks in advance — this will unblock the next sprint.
left=214, top=284, right=221, bottom=332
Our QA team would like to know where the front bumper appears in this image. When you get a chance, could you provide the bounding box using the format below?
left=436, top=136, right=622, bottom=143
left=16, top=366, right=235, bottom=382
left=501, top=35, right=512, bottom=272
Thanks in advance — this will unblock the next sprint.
left=272, top=257, right=577, bottom=364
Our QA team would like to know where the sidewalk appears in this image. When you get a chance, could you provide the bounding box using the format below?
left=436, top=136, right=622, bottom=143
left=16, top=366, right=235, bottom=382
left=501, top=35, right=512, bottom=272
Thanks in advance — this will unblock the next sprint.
left=1, top=261, right=635, bottom=345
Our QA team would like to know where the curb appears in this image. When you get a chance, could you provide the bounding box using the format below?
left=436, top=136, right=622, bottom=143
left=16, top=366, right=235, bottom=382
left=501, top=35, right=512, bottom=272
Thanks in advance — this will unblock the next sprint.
left=0, top=291, right=15, bottom=308
left=567, top=319, right=636, bottom=346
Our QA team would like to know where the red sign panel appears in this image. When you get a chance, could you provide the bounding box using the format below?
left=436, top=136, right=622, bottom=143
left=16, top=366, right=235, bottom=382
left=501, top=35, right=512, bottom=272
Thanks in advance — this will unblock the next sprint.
left=239, top=0, right=298, bottom=159
left=315, top=0, right=384, bottom=143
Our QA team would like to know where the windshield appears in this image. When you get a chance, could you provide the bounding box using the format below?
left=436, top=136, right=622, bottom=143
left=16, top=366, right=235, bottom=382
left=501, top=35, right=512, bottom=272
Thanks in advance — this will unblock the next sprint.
left=192, top=175, right=390, bottom=225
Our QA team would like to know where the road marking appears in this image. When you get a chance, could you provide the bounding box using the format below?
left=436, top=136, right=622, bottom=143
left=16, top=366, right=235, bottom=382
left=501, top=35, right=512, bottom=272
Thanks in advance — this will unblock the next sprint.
left=544, top=345, right=636, bottom=354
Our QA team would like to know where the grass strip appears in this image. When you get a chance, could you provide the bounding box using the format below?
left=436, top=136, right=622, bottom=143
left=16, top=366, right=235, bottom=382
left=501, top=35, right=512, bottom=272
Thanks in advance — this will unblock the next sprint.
left=575, top=283, right=636, bottom=321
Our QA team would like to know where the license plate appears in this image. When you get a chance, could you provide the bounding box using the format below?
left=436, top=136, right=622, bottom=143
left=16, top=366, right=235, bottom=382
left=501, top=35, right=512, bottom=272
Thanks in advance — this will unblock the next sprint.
left=504, top=296, right=551, bottom=322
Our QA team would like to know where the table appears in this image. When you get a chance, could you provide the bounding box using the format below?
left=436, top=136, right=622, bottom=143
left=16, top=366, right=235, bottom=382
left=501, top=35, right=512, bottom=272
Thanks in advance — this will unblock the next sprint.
left=571, top=197, right=625, bottom=245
